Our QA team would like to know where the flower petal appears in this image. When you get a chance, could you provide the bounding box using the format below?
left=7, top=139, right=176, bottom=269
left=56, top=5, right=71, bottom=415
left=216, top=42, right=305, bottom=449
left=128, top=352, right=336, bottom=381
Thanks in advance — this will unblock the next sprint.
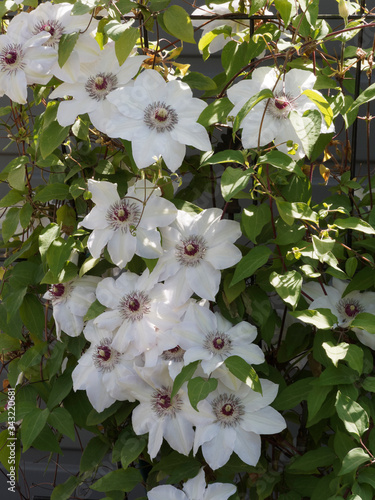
left=233, top=427, right=261, bottom=466
left=87, top=228, right=113, bottom=259
left=107, top=229, right=137, bottom=267
left=187, top=261, right=221, bottom=301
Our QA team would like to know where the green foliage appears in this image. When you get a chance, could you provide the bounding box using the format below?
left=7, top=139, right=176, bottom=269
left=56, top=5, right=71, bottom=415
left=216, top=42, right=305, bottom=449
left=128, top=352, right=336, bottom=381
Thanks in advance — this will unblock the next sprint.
left=1, top=1, right=375, bottom=498
left=163, top=5, right=196, bottom=43
left=224, top=356, right=262, bottom=394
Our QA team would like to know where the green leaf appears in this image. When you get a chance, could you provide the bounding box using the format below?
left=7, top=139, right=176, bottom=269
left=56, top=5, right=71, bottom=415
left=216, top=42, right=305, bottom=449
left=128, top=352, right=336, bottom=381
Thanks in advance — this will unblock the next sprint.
left=47, top=369, right=73, bottom=410
left=276, top=200, right=318, bottom=225
left=163, top=6, right=196, bottom=43
left=223, top=273, right=245, bottom=304
left=8, top=164, right=26, bottom=191
left=0, top=189, right=24, bottom=208
left=351, top=312, right=375, bottom=334
left=19, top=202, right=33, bottom=229
left=289, top=309, right=337, bottom=329
left=56, top=204, right=76, bottom=229
left=46, top=237, right=75, bottom=276
left=362, top=377, right=375, bottom=392
left=83, top=299, right=107, bottom=321
left=79, top=256, right=100, bottom=277
left=71, top=115, right=89, bottom=141
left=104, top=19, right=134, bottom=41
left=201, top=150, right=245, bottom=167
left=231, top=246, right=272, bottom=286
left=221, top=166, right=252, bottom=201
left=2, top=207, right=20, bottom=243
left=358, top=467, right=375, bottom=489
left=307, top=385, right=333, bottom=424
left=198, top=30, right=218, bottom=60
left=289, top=447, right=336, bottom=472
left=273, top=378, right=313, bottom=411
left=0, top=156, right=28, bottom=182
left=91, top=468, right=143, bottom=492
left=72, top=0, right=96, bottom=14
left=80, top=436, right=110, bottom=472
left=121, top=436, right=147, bottom=468
left=187, top=377, right=218, bottom=411
left=339, top=448, right=371, bottom=475
left=270, top=270, right=303, bottom=309
left=18, top=342, right=48, bottom=371
left=312, top=236, right=335, bottom=259
left=322, top=342, right=363, bottom=375
left=335, top=391, right=369, bottom=439
left=342, top=268, right=375, bottom=296
left=39, top=102, right=70, bottom=159
left=39, top=223, right=61, bottom=259
left=0, top=332, right=20, bottom=352
left=334, top=217, right=375, bottom=235
left=149, top=0, right=171, bottom=11
left=151, top=451, right=201, bottom=484
left=345, top=256, right=358, bottom=278
left=41, top=262, right=78, bottom=285
left=21, top=408, right=50, bottom=452
left=289, top=109, right=322, bottom=159
left=47, top=341, right=66, bottom=380
left=58, top=32, right=79, bottom=68
left=258, top=150, right=303, bottom=176
left=171, top=361, right=199, bottom=398
left=224, top=356, right=262, bottom=394
left=33, top=427, right=63, bottom=455
left=249, top=0, right=267, bottom=15
left=182, top=72, right=216, bottom=91
left=316, top=365, right=358, bottom=386
left=274, top=0, right=293, bottom=26
left=48, top=407, right=76, bottom=441
left=198, top=98, right=234, bottom=128
left=19, top=294, right=45, bottom=341
left=350, top=81, right=375, bottom=110
left=232, top=88, right=273, bottom=138
left=34, top=183, right=70, bottom=202
left=303, top=89, right=334, bottom=127
left=51, top=476, right=82, bottom=500
left=241, top=203, right=271, bottom=244
left=115, top=27, right=139, bottom=66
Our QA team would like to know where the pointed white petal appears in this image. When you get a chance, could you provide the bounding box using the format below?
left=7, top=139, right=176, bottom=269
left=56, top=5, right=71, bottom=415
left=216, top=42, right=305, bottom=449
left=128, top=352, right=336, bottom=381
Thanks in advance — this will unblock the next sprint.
left=187, top=262, right=221, bottom=301
left=87, top=228, right=113, bottom=259
left=233, top=428, right=261, bottom=466
left=107, top=230, right=137, bottom=267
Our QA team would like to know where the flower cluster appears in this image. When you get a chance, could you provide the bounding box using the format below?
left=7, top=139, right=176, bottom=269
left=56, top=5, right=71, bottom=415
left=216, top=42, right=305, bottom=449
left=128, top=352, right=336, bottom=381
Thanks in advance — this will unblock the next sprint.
left=41, top=178, right=287, bottom=473
left=0, top=1, right=333, bottom=175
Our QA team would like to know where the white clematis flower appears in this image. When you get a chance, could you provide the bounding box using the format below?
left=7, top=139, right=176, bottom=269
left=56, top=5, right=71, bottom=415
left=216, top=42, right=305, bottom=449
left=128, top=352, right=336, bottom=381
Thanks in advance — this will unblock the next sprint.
left=79, top=179, right=177, bottom=268
left=0, top=30, right=55, bottom=104
left=50, top=42, right=146, bottom=132
left=148, top=467, right=236, bottom=500
left=7, top=2, right=99, bottom=84
left=154, top=208, right=242, bottom=304
left=227, top=67, right=334, bottom=158
left=190, top=379, right=286, bottom=470
left=94, top=269, right=179, bottom=354
left=106, top=69, right=212, bottom=172
left=173, top=303, right=264, bottom=388
left=43, top=275, right=100, bottom=339
left=304, top=278, right=375, bottom=350
left=130, top=364, right=199, bottom=459
left=72, top=321, right=137, bottom=413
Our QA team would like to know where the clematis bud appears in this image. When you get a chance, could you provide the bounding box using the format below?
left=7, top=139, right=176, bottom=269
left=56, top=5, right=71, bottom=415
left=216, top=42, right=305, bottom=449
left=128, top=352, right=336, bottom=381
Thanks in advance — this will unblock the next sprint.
left=338, top=0, right=349, bottom=25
